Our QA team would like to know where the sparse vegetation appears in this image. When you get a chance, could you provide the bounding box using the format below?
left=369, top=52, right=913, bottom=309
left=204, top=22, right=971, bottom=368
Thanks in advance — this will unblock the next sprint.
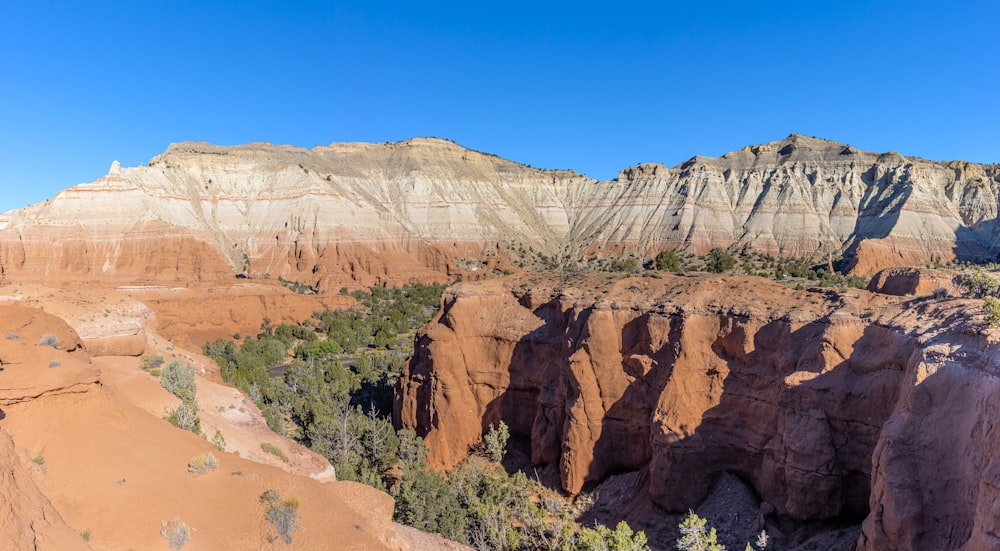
left=80, top=529, right=92, bottom=542
left=161, top=359, right=203, bottom=435
left=260, top=490, right=300, bottom=544
left=674, top=512, right=768, bottom=551
left=655, top=250, right=682, bottom=272
left=201, top=282, right=650, bottom=549
left=160, top=359, right=197, bottom=403
left=482, top=421, right=509, bottom=464
left=187, top=452, right=219, bottom=475
left=160, top=518, right=191, bottom=550
left=568, top=521, right=649, bottom=550
left=983, top=297, right=1000, bottom=327
left=703, top=248, right=736, bottom=273
left=676, top=512, right=723, bottom=551
left=30, top=449, right=45, bottom=472
left=140, top=354, right=165, bottom=371
left=212, top=429, right=226, bottom=451
left=48, top=360, right=60, bottom=368
left=165, top=403, right=202, bottom=435
left=608, top=256, right=640, bottom=273
left=962, top=269, right=999, bottom=298
left=39, top=333, right=59, bottom=349
left=278, top=276, right=318, bottom=294
left=5, top=331, right=19, bottom=340
left=260, top=442, right=289, bottom=462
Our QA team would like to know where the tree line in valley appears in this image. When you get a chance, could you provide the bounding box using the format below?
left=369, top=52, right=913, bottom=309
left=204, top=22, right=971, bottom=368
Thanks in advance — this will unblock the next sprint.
left=201, top=283, right=652, bottom=550
left=201, top=282, right=773, bottom=550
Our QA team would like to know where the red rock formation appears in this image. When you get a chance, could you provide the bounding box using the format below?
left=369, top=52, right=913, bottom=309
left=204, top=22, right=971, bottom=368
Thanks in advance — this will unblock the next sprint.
left=396, top=273, right=1000, bottom=550
left=867, top=267, right=958, bottom=297
left=135, top=284, right=356, bottom=348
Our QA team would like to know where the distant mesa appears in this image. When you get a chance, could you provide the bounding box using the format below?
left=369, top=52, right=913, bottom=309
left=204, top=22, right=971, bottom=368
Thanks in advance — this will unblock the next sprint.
left=0, top=134, right=996, bottom=289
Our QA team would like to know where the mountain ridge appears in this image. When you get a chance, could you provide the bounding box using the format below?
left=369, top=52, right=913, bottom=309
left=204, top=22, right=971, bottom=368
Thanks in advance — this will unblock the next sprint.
left=1, top=135, right=998, bottom=288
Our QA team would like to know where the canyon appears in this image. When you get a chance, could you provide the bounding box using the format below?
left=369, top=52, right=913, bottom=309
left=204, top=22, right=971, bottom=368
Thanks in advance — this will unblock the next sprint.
left=1, top=135, right=998, bottom=550
left=396, top=272, right=1000, bottom=550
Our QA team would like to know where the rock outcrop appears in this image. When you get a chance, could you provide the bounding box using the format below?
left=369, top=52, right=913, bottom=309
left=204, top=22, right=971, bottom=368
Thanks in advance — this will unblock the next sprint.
left=866, top=267, right=958, bottom=297
left=395, top=273, right=1000, bottom=550
left=1, top=135, right=997, bottom=287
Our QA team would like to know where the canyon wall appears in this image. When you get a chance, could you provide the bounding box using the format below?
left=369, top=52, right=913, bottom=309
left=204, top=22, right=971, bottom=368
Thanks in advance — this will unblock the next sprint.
left=2, top=135, right=998, bottom=288
left=395, top=273, right=1000, bottom=550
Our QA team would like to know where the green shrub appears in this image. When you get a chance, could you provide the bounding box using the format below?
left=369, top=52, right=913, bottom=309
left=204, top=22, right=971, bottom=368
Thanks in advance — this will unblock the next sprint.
left=187, top=453, right=219, bottom=475
left=984, top=297, right=1000, bottom=327
left=260, top=490, right=300, bottom=544
left=674, top=511, right=769, bottom=551
left=394, top=468, right=468, bottom=543
left=260, top=442, right=289, bottom=462
left=160, top=518, right=191, bottom=549
left=161, top=360, right=197, bottom=404
left=80, top=529, right=91, bottom=542
left=140, top=354, right=165, bottom=371
left=569, top=521, right=649, bottom=551
left=211, top=429, right=226, bottom=452
left=655, top=250, right=682, bottom=272
left=963, top=269, right=999, bottom=298
left=704, top=249, right=736, bottom=273
left=676, top=512, right=723, bottom=551
left=609, top=257, right=640, bottom=273
left=165, top=403, right=202, bottom=435
left=483, top=421, right=509, bottom=464
left=149, top=368, right=162, bottom=377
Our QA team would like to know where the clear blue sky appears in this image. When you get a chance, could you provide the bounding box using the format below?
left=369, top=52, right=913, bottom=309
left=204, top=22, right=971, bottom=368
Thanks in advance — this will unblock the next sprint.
left=1, top=1, right=997, bottom=212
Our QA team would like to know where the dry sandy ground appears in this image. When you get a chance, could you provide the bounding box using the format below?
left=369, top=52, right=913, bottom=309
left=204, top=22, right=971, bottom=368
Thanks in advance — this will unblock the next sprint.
left=0, top=284, right=466, bottom=550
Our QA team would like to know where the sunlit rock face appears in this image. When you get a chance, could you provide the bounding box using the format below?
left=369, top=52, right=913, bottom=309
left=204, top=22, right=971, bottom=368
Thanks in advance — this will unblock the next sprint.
left=1, top=134, right=997, bottom=288
left=396, top=272, right=1000, bottom=551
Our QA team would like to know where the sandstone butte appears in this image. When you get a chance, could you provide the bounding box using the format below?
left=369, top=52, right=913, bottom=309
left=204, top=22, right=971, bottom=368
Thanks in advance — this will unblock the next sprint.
left=1, top=134, right=999, bottom=292
left=396, top=272, right=1000, bottom=551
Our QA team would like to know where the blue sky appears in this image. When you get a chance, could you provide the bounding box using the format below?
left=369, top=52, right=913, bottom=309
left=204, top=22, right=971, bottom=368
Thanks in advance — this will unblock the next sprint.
left=1, top=1, right=997, bottom=212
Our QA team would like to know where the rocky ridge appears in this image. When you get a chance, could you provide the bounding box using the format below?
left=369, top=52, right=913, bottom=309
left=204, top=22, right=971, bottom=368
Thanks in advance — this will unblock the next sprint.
left=1, top=135, right=998, bottom=288
left=395, top=272, right=1000, bottom=550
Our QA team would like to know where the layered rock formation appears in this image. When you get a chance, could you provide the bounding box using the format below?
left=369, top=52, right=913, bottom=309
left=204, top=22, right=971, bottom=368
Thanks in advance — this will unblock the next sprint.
left=395, top=273, right=1000, bottom=550
left=1, top=135, right=997, bottom=288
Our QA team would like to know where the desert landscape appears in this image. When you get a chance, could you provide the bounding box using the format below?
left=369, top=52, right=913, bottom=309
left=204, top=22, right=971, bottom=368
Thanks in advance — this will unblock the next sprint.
left=1, top=134, right=999, bottom=550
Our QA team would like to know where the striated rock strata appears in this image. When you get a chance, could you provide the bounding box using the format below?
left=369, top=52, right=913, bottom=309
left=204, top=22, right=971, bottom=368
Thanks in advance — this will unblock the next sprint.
left=1, top=135, right=998, bottom=287
left=395, top=273, right=1000, bottom=550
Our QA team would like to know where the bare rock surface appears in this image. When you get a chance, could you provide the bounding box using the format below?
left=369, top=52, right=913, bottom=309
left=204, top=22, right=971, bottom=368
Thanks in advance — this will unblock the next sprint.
left=396, top=272, right=1000, bottom=550
left=1, top=135, right=998, bottom=288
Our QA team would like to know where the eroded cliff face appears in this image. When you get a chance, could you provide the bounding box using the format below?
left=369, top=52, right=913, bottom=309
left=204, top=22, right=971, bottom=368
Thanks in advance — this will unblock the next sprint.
left=395, top=273, right=1000, bottom=550
left=1, top=135, right=998, bottom=288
